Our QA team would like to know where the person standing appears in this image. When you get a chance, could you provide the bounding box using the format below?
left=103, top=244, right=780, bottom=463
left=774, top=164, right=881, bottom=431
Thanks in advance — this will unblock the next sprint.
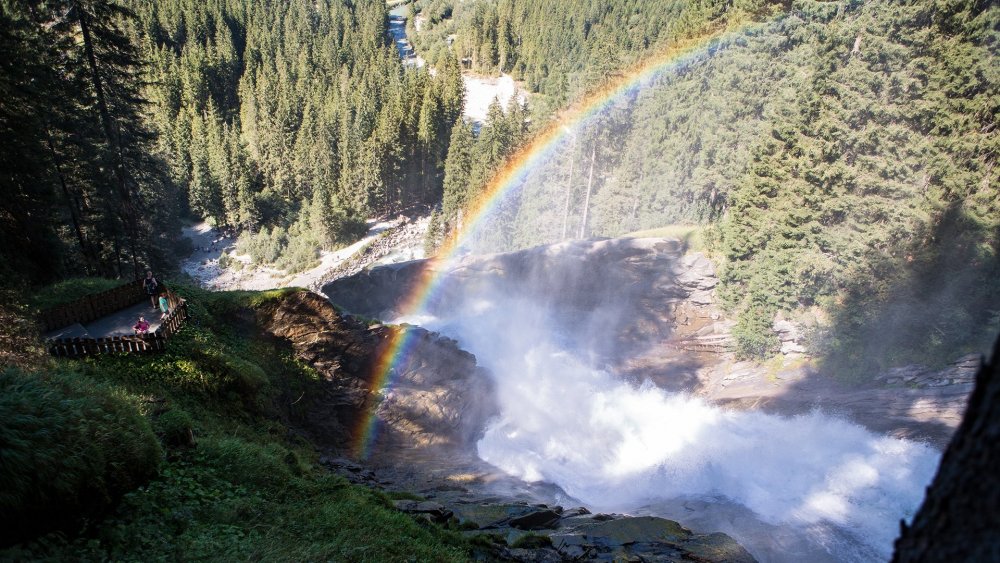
left=158, top=291, right=171, bottom=320
left=143, top=270, right=160, bottom=310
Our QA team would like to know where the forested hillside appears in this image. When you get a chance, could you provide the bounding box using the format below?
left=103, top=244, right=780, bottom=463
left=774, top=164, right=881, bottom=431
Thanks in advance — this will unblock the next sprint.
left=2, top=0, right=996, bottom=366
left=1, top=0, right=179, bottom=283
left=410, top=0, right=781, bottom=110
left=418, top=0, right=998, bottom=369
left=137, top=0, right=465, bottom=268
left=1, top=0, right=465, bottom=283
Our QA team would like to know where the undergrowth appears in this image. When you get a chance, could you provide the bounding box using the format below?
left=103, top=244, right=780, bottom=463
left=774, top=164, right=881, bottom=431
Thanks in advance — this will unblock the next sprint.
left=0, top=282, right=473, bottom=561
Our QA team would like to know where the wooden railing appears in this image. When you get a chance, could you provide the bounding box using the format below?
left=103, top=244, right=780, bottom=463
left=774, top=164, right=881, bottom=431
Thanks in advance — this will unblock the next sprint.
left=42, top=281, right=189, bottom=358
left=39, top=279, right=147, bottom=332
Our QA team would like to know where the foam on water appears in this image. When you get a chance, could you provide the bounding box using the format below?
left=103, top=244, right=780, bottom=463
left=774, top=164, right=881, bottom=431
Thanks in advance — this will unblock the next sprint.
left=396, top=298, right=941, bottom=561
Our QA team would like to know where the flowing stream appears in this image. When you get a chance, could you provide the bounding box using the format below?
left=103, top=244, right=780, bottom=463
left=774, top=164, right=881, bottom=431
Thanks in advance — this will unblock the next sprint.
left=396, top=291, right=941, bottom=562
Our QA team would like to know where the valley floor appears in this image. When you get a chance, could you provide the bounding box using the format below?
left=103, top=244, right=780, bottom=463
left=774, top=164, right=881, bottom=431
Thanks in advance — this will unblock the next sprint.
left=181, top=214, right=428, bottom=292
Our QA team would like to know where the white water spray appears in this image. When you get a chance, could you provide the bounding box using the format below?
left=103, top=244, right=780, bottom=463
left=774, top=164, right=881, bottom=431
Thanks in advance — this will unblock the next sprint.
left=398, top=290, right=940, bottom=562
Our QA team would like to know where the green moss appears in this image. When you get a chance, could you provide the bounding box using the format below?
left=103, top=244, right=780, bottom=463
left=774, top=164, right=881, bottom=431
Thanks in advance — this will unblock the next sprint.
left=511, top=533, right=553, bottom=549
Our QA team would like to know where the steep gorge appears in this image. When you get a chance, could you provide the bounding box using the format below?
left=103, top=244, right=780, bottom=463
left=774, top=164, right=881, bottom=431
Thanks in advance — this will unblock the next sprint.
left=321, top=236, right=976, bottom=561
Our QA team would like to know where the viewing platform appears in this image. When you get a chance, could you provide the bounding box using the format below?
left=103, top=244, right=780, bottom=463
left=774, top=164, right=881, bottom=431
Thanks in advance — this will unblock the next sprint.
left=40, top=279, right=189, bottom=357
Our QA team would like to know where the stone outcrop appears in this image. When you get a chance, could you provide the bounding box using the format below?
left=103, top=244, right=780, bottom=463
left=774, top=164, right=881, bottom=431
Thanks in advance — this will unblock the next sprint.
left=256, top=290, right=496, bottom=456
left=453, top=501, right=754, bottom=562
left=386, top=495, right=756, bottom=562
left=772, top=318, right=806, bottom=356
left=324, top=237, right=733, bottom=365
left=307, top=217, right=428, bottom=292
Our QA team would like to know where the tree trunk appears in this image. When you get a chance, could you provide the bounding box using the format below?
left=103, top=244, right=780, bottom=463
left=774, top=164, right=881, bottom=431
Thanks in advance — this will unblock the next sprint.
left=578, top=146, right=596, bottom=239
left=75, top=0, right=140, bottom=277
left=892, top=336, right=1000, bottom=561
left=45, top=127, right=93, bottom=271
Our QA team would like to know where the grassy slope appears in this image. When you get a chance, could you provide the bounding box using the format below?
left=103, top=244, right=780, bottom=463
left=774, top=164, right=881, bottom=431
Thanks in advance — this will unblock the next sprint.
left=2, top=283, right=471, bottom=562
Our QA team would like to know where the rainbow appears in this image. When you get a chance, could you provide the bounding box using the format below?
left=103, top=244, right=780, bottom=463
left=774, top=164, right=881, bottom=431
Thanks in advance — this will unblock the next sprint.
left=351, top=20, right=766, bottom=459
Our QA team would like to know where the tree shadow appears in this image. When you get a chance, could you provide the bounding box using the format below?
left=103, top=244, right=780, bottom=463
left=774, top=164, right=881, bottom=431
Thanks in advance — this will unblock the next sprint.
left=758, top=201, right=1000, bottom=448
left=817, top=203, right=1000, bottom=378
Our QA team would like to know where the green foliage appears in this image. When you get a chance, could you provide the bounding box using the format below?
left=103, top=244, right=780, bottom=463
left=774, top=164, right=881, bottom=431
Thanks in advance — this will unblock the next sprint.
left=1, top=284, right=474, bottom=560
left=421, top=0, right=998, bottom=369
left=717, top=0, right=999, bottom=363
left=424, top=206, right=446, bottom=255
left=731, top=306, right=780, bottom=360
left=216, top=252, right=233, bottom=270
left=0, top=0, right=183, bottom=284
left=27, top=278, right=123, bottom=311
left=0, top=367, right=162, bottom=546
left=156, top=407, right=195, bottom=447
left=197, top=437, right=305, bottom=488
left=437, top=100, right=529, bottom=251
left=135, top=0, right=465, bottom=269
left=237, top=227, right=288, bottom=266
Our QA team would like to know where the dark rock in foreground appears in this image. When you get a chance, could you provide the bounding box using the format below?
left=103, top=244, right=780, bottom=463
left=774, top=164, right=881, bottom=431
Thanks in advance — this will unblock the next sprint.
left=893, top=336, right=1000, bottom=562
left=393, top=498, right=755, bottom=562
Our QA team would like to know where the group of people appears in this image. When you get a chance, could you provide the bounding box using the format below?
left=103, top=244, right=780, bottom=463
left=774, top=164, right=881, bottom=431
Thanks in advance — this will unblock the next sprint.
left=133, top=270, right=174, bottom=335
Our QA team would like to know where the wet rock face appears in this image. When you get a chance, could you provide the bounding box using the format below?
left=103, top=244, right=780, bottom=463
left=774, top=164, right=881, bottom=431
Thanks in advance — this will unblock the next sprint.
left=441, top=501, right=755, bottom=562
left=323, top=237, right=731, bottom=363
left=256, top=291, right=496, bottom=456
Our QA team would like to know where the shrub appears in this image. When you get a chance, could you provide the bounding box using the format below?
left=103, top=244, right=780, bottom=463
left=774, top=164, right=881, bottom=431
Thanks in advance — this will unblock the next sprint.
left=274, top=231, right=321, bottom=274
left=156, top=408, right=196, bottom=447
left=732, top=306, right=780, bottom=359
left=196, top=437, right=301, bottom=489
left=0, top=368, right=162, bottom=546
left=236, top=227, right=287, bottom=266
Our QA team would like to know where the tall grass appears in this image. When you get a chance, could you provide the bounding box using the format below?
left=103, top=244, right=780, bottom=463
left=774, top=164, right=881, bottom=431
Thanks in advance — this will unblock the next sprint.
left=0, top=367, right=162, bottom=545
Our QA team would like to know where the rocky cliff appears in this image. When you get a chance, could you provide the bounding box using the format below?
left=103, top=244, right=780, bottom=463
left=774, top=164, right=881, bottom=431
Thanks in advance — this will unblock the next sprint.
left=324, top=237, right=977, bottom=448
left=324, top=237, right=732, bottom=368
left=256, top=290, right=496, bottom=455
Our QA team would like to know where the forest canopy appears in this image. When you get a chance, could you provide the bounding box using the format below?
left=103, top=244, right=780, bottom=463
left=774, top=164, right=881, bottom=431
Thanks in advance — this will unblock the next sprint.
left=0, top=0, right=464, bottom=283
left=415, top=0, right=998, bottom=367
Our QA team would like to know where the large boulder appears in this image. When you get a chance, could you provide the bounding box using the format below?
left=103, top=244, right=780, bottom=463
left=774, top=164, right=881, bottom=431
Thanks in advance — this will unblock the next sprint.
left=256, top=291, right=496, bottom=456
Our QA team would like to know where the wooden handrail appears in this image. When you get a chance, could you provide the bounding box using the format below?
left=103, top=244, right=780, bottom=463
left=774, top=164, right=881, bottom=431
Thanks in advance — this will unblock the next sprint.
left=38, top=279, right=147, bottom=332
left=41, top=280, right=190, bottom=358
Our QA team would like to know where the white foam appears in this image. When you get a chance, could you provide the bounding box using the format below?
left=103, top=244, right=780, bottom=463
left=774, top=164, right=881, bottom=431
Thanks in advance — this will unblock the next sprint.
left=401, top=299, right=940, bottom=561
